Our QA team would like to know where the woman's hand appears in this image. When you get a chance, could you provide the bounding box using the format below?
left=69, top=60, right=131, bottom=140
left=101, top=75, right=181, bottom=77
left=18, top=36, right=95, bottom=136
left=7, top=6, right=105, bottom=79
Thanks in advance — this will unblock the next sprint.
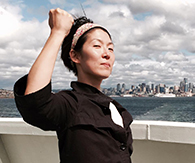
left=49, top=8, right=74, bottom=37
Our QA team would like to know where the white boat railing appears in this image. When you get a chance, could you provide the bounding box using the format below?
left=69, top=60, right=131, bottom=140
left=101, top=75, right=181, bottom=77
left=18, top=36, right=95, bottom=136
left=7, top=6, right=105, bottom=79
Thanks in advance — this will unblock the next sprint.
left=0, top=118, right=195, bottom=163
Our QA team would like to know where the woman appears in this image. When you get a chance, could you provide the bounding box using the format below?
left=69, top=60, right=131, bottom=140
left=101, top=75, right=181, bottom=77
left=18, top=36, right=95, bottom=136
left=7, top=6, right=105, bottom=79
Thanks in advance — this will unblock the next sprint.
left=14, top=8, right=133, bottom=163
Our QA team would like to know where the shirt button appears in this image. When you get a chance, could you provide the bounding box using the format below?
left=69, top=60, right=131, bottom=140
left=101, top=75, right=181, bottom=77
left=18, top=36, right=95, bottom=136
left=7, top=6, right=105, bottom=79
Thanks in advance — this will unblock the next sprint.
left=120, top=143, right=126, bottom=151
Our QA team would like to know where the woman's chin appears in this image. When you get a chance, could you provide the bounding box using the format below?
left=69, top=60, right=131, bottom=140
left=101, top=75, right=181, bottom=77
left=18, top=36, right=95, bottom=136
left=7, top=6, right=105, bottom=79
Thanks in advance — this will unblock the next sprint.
left=99, top=72, right=111, bottom=80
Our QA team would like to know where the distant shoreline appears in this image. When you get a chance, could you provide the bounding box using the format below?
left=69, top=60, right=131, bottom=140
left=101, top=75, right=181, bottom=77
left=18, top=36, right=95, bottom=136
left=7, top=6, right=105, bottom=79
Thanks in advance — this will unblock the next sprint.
left=1, top=88, right=195, bottom=99
left=0, top=97, right=14, bottom=99
left=0, top=89, right=14, bottom=99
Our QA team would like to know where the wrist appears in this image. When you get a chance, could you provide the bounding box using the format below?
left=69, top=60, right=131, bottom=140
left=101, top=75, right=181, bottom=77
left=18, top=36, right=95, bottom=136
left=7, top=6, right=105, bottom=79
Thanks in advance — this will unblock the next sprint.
left=50, top=30, right=66, bottom=41
left=46, top=30, right=66, bottom=49
left=50, top=29, right=68, bottom=40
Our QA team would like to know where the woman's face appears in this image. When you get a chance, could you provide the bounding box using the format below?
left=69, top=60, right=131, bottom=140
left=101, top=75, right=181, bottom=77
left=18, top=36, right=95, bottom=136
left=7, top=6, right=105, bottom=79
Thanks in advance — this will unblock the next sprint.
left=77, top=28, right=115, bottom=81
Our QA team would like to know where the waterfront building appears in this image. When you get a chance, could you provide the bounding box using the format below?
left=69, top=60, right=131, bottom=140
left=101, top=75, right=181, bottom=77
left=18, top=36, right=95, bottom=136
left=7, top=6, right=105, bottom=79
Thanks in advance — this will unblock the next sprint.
left=189, top=83, right=193, bottom=92
left=117, top=83, right=120, bottom=92
left=113, top=87, right=117, bottom=93
left=189, top=83, right=193, bottom=89
left=141, top=83, right=146, bottom=93
left=151, top=84, right=154, bottom=91
left=174, top=85, right=179, bottom=91
left=146, top=85, right=150, bottom=93
left=169, top=87, right=174, bottom=93
left=121, top=83, right=126, bottom=93
left=184, top=78, right=188, bottom=92
left=142, top=86, right=146, bottom=93
left=165, top=87, right=169, bottom=93
left=131, top=85, right=135, bottom=90
left=102, top=88, right=108, bottom=95
left=121, top=87, right=125, bottom=93
left=155, top=85, right=160, bottom=93
left=159, top=84, right=165, bottom=93
left=122, top=83, right=126, bottom=90
left=180, top=81, right=184, bottom=92
left=173, top=85, right=179, bottom=94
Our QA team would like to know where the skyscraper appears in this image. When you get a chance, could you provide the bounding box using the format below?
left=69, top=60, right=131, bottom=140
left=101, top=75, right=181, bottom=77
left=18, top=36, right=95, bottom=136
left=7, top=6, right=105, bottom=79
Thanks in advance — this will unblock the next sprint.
left=189, top=83, right=193, bottom=89
left=117, top=83, right=120, bottom=92
left=159, top=84, right=165, bottom=93
left=184, top=78, right=188, bottom=92
left=121, top=83, right=126, bottom=93
left=122, top=83, right=126, bottom=90
left=155, top=85, right=160, bottom=93
left=151, top=84, right=154, bottom=91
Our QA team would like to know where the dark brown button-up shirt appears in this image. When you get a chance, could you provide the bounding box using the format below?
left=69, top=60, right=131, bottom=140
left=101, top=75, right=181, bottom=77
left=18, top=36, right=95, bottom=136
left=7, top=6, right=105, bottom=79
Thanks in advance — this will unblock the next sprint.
left=14, top=75, right=133, bottom=163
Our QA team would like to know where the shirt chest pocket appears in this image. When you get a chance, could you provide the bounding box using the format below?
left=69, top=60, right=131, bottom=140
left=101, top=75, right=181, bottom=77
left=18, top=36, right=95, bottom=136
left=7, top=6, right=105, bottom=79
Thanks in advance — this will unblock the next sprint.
left=68, top=115, right=128, bottom=144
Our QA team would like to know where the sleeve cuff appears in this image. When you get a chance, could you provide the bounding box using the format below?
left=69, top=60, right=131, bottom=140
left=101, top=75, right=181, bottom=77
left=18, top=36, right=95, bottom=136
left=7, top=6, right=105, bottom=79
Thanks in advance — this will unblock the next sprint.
left=14, top=74, right=52, bottom=109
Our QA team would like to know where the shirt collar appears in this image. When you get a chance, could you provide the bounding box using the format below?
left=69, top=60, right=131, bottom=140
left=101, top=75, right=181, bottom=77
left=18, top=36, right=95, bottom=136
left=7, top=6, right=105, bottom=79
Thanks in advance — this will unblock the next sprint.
left=71, top=81, right=103, bottom=95
left=71, top=81, right=112, bottom=108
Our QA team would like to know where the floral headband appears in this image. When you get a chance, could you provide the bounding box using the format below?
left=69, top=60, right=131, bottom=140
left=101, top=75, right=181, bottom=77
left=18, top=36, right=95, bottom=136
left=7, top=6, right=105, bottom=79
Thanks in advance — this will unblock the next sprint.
left=71, top=23, right=106, bottom=49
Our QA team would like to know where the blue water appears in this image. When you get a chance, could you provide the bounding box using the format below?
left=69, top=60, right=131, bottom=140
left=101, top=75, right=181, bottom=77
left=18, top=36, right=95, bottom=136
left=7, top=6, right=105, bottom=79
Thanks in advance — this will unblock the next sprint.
left=0, top=98, right=19, bottom=117
left=113, top=97, right=195, bottom=123
left=0, top=97, right=195, bottom=123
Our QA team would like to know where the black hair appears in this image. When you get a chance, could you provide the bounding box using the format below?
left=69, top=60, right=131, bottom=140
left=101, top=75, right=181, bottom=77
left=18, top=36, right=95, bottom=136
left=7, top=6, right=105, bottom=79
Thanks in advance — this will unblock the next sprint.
left=61, top=16, right=111, bottom=76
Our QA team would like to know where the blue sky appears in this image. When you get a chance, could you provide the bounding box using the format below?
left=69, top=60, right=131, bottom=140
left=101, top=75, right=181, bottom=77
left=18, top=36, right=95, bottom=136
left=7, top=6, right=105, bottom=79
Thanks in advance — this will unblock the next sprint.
left=133, top=12, right=153, bottom=21
left=11, top=0, right=84, bottom=21
left=1, top=0, right=195, bottom=89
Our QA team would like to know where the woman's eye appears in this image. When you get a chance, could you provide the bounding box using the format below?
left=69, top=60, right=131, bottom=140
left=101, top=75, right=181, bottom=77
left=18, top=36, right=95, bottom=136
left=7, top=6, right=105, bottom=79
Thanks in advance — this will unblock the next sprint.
left=94, top=45, right=101, bottom=48
left=108, top=48, right=114, bottom=52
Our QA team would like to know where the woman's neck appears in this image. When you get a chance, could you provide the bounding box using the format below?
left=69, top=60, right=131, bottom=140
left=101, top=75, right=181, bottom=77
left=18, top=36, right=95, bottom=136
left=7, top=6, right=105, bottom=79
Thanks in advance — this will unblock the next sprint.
left=77, top=75, right=102, bottom=90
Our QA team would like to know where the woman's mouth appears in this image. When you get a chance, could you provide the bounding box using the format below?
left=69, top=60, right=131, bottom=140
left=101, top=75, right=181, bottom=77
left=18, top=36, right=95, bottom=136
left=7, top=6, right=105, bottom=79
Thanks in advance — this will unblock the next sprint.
left=101, top=63, right=110, bottom=68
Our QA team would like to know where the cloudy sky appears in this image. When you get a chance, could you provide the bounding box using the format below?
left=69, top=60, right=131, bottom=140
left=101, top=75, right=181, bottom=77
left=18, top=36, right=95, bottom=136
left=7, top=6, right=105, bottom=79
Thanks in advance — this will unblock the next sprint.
left=1, top=0, right=195, bottom=90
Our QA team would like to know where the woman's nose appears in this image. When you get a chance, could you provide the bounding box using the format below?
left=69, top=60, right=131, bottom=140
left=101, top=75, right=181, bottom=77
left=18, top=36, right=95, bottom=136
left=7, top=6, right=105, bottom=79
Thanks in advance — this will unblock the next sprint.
left=102, top=48, right=110, bottom=59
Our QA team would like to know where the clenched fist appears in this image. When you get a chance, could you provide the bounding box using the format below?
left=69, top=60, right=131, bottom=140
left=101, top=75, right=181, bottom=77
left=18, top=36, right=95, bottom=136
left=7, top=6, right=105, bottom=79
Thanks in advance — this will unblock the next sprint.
left=49, top=8, right=74, bottom=37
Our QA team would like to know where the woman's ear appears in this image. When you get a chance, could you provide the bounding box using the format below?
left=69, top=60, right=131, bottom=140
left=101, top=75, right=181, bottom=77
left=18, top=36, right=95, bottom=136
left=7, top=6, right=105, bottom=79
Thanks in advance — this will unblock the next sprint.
left=69, top=49, right=80, bottom=63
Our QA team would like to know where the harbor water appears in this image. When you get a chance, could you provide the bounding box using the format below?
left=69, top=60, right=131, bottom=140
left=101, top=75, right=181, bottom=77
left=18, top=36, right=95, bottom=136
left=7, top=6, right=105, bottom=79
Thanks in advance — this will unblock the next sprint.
left=0, top=97, right=195, bottom=123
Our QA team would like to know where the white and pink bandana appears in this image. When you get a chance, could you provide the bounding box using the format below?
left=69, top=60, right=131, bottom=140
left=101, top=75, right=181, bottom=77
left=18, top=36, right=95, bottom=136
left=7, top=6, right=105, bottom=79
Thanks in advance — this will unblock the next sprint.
left=71, top=23, right=105, bottom=49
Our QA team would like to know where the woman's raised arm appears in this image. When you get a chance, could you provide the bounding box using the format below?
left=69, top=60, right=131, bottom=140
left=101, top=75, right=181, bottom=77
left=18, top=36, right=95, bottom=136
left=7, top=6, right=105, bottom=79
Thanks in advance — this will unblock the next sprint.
left=25, top=8, right=74, bottom=95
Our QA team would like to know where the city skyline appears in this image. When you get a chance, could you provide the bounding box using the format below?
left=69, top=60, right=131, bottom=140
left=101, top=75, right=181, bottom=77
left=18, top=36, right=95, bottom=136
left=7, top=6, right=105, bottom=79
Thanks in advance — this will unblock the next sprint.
left=104, top=77, right=194, bottom=90
left=101, top=77, right=195, bottom=97
left=1, top=0, right=195, bottom=90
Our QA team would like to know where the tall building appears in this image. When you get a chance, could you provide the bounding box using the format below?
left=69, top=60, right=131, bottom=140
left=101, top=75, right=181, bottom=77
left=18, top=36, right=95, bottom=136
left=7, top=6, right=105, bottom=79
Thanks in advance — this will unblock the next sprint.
left=131, top=85, right=135, bottom=93
left=151, top=84, right=154, bottom=91
left=121, top=83, right=126, bottom=93
left=140, top=83, right=146, bottom=93
left=180, top=81, right=184, bottom=92
left=189, top=83, right=193, bottom=89
left=117, top=83, right=120, bottom=92
left=146, top=85, right=150, bottom=93
left=155, top=85, right=160, bottom=93
left=122, top=83, right=126, bottom=90
left=159, top=84, right=165, bottom=93
left=189, top=83, right=193, bottom=92
left=184, top=78, right=188, bottom=92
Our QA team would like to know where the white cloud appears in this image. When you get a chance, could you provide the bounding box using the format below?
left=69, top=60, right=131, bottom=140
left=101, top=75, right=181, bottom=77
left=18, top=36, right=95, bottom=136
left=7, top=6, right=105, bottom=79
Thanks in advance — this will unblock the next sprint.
left=49, top=0, right=67, bottom=6
left=159, top=52, right=186, bottom=62
left=1, top=0, right=195, bottom=90
left=0, top=6, right=21, bottom=37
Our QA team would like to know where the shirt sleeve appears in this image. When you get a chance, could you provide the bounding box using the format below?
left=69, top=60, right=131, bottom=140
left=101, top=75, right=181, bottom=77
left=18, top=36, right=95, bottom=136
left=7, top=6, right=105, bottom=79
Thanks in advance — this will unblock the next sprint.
left=14, top=75, right=74, bottom=131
